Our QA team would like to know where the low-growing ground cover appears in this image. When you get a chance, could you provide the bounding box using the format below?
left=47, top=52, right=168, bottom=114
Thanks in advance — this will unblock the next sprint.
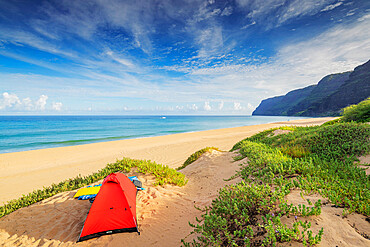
left=341, top=97, right=370, bottom=123
left=241, top=122, right=370, bottom=162
left=177, top=147, right=222, bottom=170
left=0, top=158, right=187, bottom=218
left=183, top=121, right=370, bottom=246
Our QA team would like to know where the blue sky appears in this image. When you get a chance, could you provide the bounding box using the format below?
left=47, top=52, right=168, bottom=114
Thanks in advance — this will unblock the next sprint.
left=0, top=0, right=369, bottom=115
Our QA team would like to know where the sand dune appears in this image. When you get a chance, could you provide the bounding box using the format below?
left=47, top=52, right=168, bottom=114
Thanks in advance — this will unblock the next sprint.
left=283, top=190, right=370, bottom=247
left=1, top=149, right=368, bottom=246
left=0, top=150, right=241, bottom=246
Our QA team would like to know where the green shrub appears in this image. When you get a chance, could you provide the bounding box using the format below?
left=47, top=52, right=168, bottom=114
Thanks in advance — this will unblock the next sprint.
left=321, top=118, right=341, bottom=126
left=183, top=182, right=323, bottom=247
left=307, top=122, right=370, bottom=161
left=177, top=147, right=221, bottom=170
left=231, top=129, right=276, bottom=151
left=113, top=158, right=188, bottom=186
left=341, top=97, right=370, bottom=123
left=236, top=122, right=370, bottom=162
left=234, top=125, right=370, bottom=216
left=0, top=158, right=187, bottom=218
left=185, top=120, right=370, bottom=246
left=183, top=182, right=280, bottom=246
left=280, top=145, right=310, bottom=158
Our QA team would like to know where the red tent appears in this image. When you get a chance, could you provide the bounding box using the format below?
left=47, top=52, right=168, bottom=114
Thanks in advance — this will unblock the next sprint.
left=77, top=173, right=140, bottom=242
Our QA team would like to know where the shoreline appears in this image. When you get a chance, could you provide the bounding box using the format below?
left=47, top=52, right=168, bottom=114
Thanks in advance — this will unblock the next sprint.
left=0, top=117, right=334, bottom=205
left=0, top=115, right=307, bottom=155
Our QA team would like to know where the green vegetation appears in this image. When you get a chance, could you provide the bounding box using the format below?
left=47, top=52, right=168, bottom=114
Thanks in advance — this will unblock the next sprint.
left=0, top=158, right=187, bottom=218
left=240, top=122, right=370, bottom=162
left=184, top=121, right=370, bottom=246
left=177, top=147, right=221, bottom=170
left=321, top=118, right=341, bottom=126
left=341, top=97, right=370, bottom=123
left=183, top=182, right=324, bottom=247
left=183, top=180, right=325, bottom=246
left=116, top=158, right=188, bottom=186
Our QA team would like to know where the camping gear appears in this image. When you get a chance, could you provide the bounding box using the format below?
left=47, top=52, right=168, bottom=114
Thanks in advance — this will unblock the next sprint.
left=128, top=176, right=143, bottom=189
left=73, top=184, right=101, bottom=198
left=77, top=173, right=140, bottom=242
left=78, top=194, right=97, bottom=200
left=74, top=176, right=144, bottom=201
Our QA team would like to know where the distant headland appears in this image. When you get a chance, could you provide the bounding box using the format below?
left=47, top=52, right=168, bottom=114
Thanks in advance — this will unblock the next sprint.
left=253, top=59, right=370, bottom=117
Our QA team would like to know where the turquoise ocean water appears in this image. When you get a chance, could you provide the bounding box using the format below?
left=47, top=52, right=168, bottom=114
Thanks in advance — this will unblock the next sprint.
left=0, top=115, right=307, bottom=154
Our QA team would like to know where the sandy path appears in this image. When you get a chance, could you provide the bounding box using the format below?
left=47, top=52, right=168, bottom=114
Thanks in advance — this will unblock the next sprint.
left=282, top=190, right=370, bottom=247
left=358, top=154, right=370, bottom=175
left=0, top=117, right=334, bottom=205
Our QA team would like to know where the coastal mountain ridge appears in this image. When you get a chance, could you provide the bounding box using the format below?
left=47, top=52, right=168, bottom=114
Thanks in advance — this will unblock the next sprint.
left=252, top=59, right=370, bottom=116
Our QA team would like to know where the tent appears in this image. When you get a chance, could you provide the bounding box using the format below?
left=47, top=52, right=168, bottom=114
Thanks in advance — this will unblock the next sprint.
left=77, top=173, right=140, bottom=242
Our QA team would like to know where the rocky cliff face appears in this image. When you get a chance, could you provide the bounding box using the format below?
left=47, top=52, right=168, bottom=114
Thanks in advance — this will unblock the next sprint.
left=252, top=60, right=370, bottom=116
left=252, top=86, right=315, bottom=116
left=306, top=60, right=370, bottom=116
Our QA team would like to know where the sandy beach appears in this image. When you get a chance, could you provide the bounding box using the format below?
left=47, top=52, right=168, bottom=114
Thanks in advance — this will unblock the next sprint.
left=0, top=117, right=334, bottom=206
left=3, top=117, right=368, bottom=247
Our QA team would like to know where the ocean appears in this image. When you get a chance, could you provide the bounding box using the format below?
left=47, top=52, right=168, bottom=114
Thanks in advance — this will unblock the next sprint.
left=0, top=115, right=307, bottom=154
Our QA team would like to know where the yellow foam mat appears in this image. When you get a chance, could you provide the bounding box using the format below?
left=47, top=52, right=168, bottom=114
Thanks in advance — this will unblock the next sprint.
left=73, top=186, right=101, bottom=198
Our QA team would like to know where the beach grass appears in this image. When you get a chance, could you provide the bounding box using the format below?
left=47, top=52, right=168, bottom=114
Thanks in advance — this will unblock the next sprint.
left=0, top=158, right=187, bottom=218
left=341, top=97, right=370, bottom=123
left=183, top=120, right=369, bottom=246
left=177, top=147, right=222, bottom=170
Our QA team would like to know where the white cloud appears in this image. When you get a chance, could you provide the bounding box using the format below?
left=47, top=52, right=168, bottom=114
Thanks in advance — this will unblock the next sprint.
left=358, top=13, right=370, bottom=22
left=0, top=30, right=74, bottom=57
left=236, top=0, right=339, bottom=28
left=321, top=1, right=343, bottom=12
left=0, top=1, right=368, bottom=115
left=35, top=95, right=48, bottom=110
left=241, top=21, right=256, bottom=29
left=196, top=26, right=224, bottom=57
left=275, top=19, right=370, bottom=77
left=218, top=101, right=224, bottom=110
left=188, top=3, right=221, bottom=25
left=221, top=6, right=233, bottom=16
left=277, top=0, right=335, bottom=25
left=0, top=92, right=21, bottom=110
left=52, top=102, right=63, bottom=111
left=177, top=18, right=370, bottom=103
left=3, top=14, right=367, bottom=114
left=0, top=92, right=56, bottom=112
left=247, top=103, right=254, bottom=110
left=189, top=104, right=198, bottom=110
left=106, top=51, right=134, bottom=68
left=345, top=10, right=355, bottom=17
left=234, top=102, right=242, bottom=110
left=22, top=97, right=33, bottom=110
left=204, top=101, right=211, bottom=111
left=114, top=58, right=134, bottom=67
